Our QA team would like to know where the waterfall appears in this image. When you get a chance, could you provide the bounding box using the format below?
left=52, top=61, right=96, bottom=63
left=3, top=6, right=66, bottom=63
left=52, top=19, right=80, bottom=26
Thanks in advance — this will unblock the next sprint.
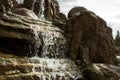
left=31, top=0, right=45, bottom=20
left=30, top=57, right=82, bottom=80
left=41, top=27, right=66, bottom=58
left=27, top=0, right=81, bottom=80
left=39, top=0, right=45, bottom=19
left=31, top=0, right=37, bottom=11
left=28, top=24, right=82, bottom=79
left=26, top=19, right=82, bottom=79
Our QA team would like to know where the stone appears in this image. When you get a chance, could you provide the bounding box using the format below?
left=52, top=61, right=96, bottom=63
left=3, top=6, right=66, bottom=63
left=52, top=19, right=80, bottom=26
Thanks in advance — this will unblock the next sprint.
left=23, top=0, right=60, bottom=21
left=68, top=6, right=87, bottom=18
left=82, top=64, right=106, bottom=80
left=0, top=0, right=18, bottom=12
left=44, top=0, right=59, bottom=21
left=0, top=57, right=82, bottom=80
left=0, top=11, right=41, bottom=57
left=59, top=13, right=67, bottom=22
left=0, top=10, right=66, bottom=57
left=66, top=6, right=118, bottom=65
left=82, top=63, right=120, bottom=80
left=12, top=8, right=38, bottom=19
left=115, top=47, right=120, bottom=55
left=52, top=13, right=67, bottom=34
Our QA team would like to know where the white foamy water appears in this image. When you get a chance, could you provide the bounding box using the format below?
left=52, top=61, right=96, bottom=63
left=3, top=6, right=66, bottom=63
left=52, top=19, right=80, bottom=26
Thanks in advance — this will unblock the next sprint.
left=30, top=23, right=66, bottom=58
left=31, top=0, right=45, bottom=20
left=39, top=0, right=45, bottom=19
left=41, top=27, right=66, bottom=58
left=26, top=0, right=79, bottom=79
left=116, top=56, right=120, bottom=59
left=30, top=57, right=82, bottom=80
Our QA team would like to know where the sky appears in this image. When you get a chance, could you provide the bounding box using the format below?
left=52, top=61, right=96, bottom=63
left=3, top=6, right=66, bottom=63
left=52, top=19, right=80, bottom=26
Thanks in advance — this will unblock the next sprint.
left=17, top=0, right=120, bottom=37
left=57, top=0, right=120, bottom=37
left=58, top=0, right=120, bottom=23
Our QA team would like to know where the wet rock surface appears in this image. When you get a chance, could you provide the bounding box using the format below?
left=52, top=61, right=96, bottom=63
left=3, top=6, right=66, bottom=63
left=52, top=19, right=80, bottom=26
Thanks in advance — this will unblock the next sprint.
left=0, top=11, right=66, bottom=57
left=23, top=0, right=59, bottom=21
left=0, top=54, right=82, bottom=80
left=0, top=0, right=120, bottom=80
left=12, top=8, right=38, bottom=19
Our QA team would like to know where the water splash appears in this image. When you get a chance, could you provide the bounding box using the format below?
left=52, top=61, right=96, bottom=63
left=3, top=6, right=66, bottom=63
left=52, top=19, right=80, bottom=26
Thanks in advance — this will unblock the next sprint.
left=40, top=26, right=66, bottom=58
left=28, top=21, right=66, bottom=58
left=30, top=57, right=82, bottom=80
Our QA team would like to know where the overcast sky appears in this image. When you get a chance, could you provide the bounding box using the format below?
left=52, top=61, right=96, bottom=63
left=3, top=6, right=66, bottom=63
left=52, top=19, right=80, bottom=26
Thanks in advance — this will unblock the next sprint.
left=58, top=0, right=120, bottom=22
left=57, top=0, right=120, bottom=37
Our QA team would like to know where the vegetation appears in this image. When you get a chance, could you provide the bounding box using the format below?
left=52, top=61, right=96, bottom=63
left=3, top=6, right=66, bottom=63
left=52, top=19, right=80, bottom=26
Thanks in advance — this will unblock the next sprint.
left=115, top=31, right=120, bottom=47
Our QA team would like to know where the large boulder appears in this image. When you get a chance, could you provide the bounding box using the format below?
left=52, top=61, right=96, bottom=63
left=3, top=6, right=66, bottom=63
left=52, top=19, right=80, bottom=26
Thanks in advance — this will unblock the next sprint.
left=66, top=6, right=118, bottom=65
left=23, top=0, right=59, bottom=21
left=0, top=0, right=18, bottom=12
left=68, top=6, right=87, bottom=18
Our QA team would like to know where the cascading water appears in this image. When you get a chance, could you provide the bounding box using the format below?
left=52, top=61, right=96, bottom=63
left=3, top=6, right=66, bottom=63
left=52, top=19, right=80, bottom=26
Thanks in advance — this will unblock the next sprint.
left=27, top=0, right=82, bottom=80
left=39, top=0, right=45, bottom=19
left=31, top=0, right=45, bottom=20
left=30, top=57, right=82, bottom=80
left=29, top=21, right=82, bottom=80
left=41, top=26, right=66, bottom=58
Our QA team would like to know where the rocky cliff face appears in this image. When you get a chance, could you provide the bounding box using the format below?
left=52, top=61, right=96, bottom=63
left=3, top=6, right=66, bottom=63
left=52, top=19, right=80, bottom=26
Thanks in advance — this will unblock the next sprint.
left=66, top=7, right=118, bottom=65
left=0, top=0, right=120, bottom=80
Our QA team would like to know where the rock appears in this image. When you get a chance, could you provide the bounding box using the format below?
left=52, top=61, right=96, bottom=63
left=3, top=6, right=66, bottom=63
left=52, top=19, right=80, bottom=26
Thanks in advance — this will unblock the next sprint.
left=97, top=64, right=120, bottom=80
left=115, top=47, right=120, bottom=55
left=44, top=0, right=59, bottom=21
left=0, top=11, right=66, bottom=57
left=59, top=13, right=67, bottom=22
left=82, top=64, right=120, bottom=80
left=82, top=64, right=106, bottom=80
left=12, top=8, right=38, bottom=19
left=23, top=0, right=42, bottom=18
left=0, top=0, right=18, bottom=12
left=23, top=0, right=60, bottom=21
left=0, top=11, right=41, bottom=57
left=52, top=13, right=67, bottom=33
left=0, top=57, right=82, bottom=80
left=68, top=6, right=87, bottom=18
left=66, top=7, right=118, bottom=65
